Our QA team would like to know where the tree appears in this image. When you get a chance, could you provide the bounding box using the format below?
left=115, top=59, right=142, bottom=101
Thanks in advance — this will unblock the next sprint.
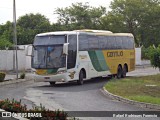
left=55, top=2, right=106, bottom=30
left=109, top=0, right=150, bottom=46
left=17, top=13, right=51, bottom=44
left=100, top=12, right=128, bottom=32
left=0, top=21, right=13, bottom=49
left=0, top=21, right=13, bottom=43
left=148, top=45, right=160, bottom=70
left=0, top=36, right=12, bottom=50
left=101, top=0, right=160, bottom=47
left=140, top=0, right=160, bottom=47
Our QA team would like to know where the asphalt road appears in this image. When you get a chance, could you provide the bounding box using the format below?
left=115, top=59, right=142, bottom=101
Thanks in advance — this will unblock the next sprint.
left=0, top=67, right=160, bottom=120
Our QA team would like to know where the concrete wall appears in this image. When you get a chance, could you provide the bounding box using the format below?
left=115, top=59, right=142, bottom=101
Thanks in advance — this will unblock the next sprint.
left=0, top=50, right=30, bottom=71
left=0, top=47, right=142, bottom=71
left=135, top=48, right=142, bottom=65
left=0, top=45, right=32, bottom=71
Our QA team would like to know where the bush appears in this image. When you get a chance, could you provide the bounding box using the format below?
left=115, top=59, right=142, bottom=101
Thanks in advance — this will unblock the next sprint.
left=147, top=45, right=160, bottom=70
left=0, top=72, right=6, bottom=82
left=20, top=72, right=25, bottom=79
left=0, top=98, right=27, bottom=113
left=0, top=98, right=69, bottom=120
left=0, top=37, right=13, bottom=50
left=142, top=46, right=154, bottom=60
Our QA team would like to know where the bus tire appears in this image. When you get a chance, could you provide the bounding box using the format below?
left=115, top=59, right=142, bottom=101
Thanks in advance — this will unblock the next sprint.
left=122, top=65, right=127, bottom=78
left=49, top=82, right=56, bottom=86
left=117, top=65, right=122, bottom=79
left=77, top=70, right=84, bottom=85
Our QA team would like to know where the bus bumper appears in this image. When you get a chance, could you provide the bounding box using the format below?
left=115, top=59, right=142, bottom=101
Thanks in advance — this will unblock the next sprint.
left=33, top=73, right=68, bottom=82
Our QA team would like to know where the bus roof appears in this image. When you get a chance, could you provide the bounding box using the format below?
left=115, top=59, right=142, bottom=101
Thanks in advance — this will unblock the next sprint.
left=74, top=29, right=113, bottom=34
left=36, top=31, right=78, bottom=36
left=36, top=30, right=133, bottom=37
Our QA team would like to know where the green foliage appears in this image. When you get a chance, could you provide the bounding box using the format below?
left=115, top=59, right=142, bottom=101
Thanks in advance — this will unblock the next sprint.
left=0, top=21, right=13, bottom=49
left=20, top=72, right=25, bottom=79
left=0, top=98, right=69, bottom=119
left=141, top=46, right=153, bottom=60
left=0, top=1, right=160, bottom=47
left=105, top=74, right=160, bottom=105
left=0, top=36, right=13, bottom=50
left=17, top=13, right=52, bottom=45
left=55, top=2, right=106, bottom=30
left=0, top=21, right=13, bottom=43
left=0, top=98, right=27, bottom=112
left=108, top=0, right=160, bottom=46
left=0, top=72, right=6, bottom=82
left=148, top=45, right=160, bottom=69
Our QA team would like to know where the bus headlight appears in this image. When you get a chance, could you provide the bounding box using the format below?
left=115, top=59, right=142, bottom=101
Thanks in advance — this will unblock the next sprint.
left=57, top=70, right=66, bottom=74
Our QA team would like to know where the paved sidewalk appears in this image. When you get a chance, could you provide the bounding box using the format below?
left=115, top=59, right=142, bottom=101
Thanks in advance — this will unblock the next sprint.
left=4, top=72, right=33, bottom=81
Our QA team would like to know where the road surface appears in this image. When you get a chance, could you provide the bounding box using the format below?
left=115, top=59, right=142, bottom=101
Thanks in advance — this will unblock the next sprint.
left=0, top=67, right=159, bottom=120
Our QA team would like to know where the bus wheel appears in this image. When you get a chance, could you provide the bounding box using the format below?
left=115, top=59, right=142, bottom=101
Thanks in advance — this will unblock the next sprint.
left=117, top=66, right=122, bottom=79
left=77, top=70, right=84, bottom=85
left=122, top=65, right=127, bottom=78
left=49, top=82, right=56, bottom=86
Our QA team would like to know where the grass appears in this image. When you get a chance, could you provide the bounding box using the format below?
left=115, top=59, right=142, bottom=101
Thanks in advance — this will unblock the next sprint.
left=105, top=74, right=160, bottom=105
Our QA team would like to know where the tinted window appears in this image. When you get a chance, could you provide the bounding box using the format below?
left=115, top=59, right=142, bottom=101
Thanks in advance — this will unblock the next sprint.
left=79, top=34, right=89, bottom=51
left=122, top=36, right=134, bottom=49
left=88, top=35, right=99, bottom=50
left=99, top=36, right=107, bottom=49
left=122, top=36, right=128, bottom=49
left=128, top=37, right=134, bottom=49
left=115, top=36, right=123, bottom=49
left=107, top=36, right=116, bottom=49
left=68, top=35, right=77, bottom=51
left=34, top=35, right=66, bottom=45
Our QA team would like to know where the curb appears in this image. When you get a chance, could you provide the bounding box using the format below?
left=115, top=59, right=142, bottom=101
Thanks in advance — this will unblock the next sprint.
left=0, top=78, right=34, bottom=86
left=101, top=87, right=160, bottom=110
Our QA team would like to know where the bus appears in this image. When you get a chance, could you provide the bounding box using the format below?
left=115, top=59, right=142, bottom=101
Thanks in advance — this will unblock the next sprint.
left=31, top=30, right=135, bottom=85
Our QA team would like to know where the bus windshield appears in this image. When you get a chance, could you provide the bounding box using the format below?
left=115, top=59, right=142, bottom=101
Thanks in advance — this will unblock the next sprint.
left=32, top=35, right=66, bottom=69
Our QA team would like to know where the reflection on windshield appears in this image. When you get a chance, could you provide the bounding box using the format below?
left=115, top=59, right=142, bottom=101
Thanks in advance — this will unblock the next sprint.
left=46, top=46, right=65, bottom=68
left=32, top=45, right=66, bottom=69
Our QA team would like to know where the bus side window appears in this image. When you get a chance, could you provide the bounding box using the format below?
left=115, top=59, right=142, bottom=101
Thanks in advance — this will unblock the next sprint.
left=107, top=36, right=116, bottom=50
left=79, top=34, right=89, bottom=51
left=116, top=36, right=123, bottom=49
left=99, top=36, right=107, bottom=50
left=88, top=35, right=99, bottom=50
left=122, top=36, right=128, bottom=49
left=128, top=37, right=134, bottom=49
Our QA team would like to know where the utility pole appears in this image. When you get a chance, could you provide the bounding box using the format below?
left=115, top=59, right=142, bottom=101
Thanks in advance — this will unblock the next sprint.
left=13, top=0, right=18, bottom=80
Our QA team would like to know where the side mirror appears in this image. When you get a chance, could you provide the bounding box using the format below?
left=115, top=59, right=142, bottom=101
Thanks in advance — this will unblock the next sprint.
left=63, top=43, right=69, bottom=55
left=25, top=45, right=33, bottom=56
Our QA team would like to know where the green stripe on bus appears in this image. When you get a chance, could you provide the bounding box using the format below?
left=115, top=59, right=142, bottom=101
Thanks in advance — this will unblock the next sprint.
left=88, top=51, right=109, bottom=72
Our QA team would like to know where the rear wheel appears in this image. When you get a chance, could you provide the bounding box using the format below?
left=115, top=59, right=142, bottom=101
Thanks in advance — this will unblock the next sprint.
left=117, top=65, right=122, bottom=79
left=122, top=65, right=127, bottom=78
left=77, top=70, right=84, bottom=85
left=49, top=82, right=56, bottom=86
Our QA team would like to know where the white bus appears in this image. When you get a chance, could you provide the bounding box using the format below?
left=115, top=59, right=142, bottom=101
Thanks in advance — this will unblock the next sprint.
left=31, top=30, right=135, bottom=85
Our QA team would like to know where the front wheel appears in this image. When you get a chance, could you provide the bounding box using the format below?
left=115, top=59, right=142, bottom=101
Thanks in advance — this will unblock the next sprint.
left=49, top=82, right=56, bottom=86
left=77, top=70, right=84, bottom=85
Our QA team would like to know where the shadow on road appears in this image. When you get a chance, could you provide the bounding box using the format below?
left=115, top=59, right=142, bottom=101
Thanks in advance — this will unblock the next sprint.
left=32, top=77, right=111, bottom=92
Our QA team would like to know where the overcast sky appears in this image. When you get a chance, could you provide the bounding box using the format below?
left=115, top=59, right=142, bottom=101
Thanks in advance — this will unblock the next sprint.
left=0, top=0, right=113, bottom=24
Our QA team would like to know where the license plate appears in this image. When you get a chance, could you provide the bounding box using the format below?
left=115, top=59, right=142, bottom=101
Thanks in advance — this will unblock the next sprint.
left=44, top=77, right=50, bottom=79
